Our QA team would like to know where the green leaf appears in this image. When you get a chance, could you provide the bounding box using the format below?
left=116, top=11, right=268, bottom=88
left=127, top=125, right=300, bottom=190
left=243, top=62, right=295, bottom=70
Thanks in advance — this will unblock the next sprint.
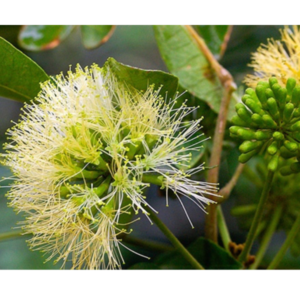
left=80, top=25, right=115, bottom=49
left=18, top=25, right=74, bottom=51
left=129, top=262, right=160, bottom=269
left=155, top=237, right=242, bottom=269
left=193, top=25, right=231, bottom=59
left=153, top=25, right=236, bottom=120
left=0, top=37, right=49, bottom=102
left=103, top=57, right=179, bottom=98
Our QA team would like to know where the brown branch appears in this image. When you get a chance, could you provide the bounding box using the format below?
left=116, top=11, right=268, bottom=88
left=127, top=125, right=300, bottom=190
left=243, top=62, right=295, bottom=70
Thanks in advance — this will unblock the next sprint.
left=184, top=25, right=236, bottom=243
left=205, top=84, right=235, bottom=242
left=184, top=25, right=234, bottom=87
left=219, top=163, right=245, bottom=202
left=220, top=26, right=233, bottom=59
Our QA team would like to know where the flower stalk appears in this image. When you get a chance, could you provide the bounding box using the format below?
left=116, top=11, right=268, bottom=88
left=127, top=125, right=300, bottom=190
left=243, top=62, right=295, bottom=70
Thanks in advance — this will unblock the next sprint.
left=183, top=25, right=236, bottom=243
left=0, top=230, right=28, bottom=242
left=238, top=170, right=274, bottom=264
left=217, top=206, right=231, bottom=252
left=250, top=204, right=283, bottom=269
left=268, top=213, right=300, bottom=269
left=144, top=205, right=205, bottom=270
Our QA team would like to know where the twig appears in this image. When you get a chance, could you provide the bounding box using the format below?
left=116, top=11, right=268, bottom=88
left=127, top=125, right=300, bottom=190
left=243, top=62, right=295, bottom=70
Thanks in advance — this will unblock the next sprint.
left=220, top=26, right=233, bottom=59
left=219, top=163, right=245, bottom=202
left=205, top=81, right=236, bottom=242
left=184, top=25, right=233, bottom=86
left=184, top=25, right=236, bottom=243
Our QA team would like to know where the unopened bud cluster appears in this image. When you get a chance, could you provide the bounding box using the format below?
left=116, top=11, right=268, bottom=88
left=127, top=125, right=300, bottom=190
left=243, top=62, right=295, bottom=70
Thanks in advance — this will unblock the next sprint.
left=230, top=77, right=300, bottom=174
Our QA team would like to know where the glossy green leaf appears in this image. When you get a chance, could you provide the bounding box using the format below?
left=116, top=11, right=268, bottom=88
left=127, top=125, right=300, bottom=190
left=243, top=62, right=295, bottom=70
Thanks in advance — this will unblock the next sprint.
left=81, top=25, right=115, bottom=49
left=154, top=25, right=237, bottom=120
left=18, top=25, right=74, bottom=51
left=155, top=237, right=242, bottom=269
left=103, top=57, right=179, bottom=98
left=0, top=37, right=49, bottom=102
left=194, top=25, right=231, bottom=59
left=129, top=262, right=160, bottom=269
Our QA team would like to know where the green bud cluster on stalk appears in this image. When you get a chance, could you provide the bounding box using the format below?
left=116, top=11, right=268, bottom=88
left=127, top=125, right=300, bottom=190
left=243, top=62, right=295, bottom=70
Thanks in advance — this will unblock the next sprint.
left=230, top=77, right=300, bottom=174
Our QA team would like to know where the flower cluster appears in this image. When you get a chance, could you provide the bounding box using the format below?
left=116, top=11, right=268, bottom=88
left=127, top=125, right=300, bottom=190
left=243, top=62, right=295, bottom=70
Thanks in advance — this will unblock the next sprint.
left=230, top=77, right=300, bottom=174
left=244, top=26, right=300, bottom=88
left=2, top=64, right=218, bottom=269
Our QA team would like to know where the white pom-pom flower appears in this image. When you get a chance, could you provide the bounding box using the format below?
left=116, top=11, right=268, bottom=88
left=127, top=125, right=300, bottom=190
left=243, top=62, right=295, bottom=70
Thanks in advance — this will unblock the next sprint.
left=2, top=63, right=218, bottom=269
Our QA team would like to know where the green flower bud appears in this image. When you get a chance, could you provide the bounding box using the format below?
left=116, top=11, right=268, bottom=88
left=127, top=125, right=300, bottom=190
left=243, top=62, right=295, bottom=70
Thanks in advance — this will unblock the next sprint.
left=267, top=98, right=279, bottom=121
left=284, top=140, right=298, bottom=152
left=237, top=128, right=256, bottom=140
left=273, top=131, right=284, bottom=141
left=251, top=113, right=264, bottom=127
left=229, top=126, right=242, bottom=135
left=235, top=103, right=246, bottom=112
left=245, top=88, right=260, bottom=103
left=255, top=130, right=272, bottom=140
left=286, top=78, right=297, bottom=95
left=267, top=141, right=278, bottom=155
left=257, top=81, right=270, bottom=88
left=241, top=94, right=251, bottom=104
left=292, top=86, right=300, bottom=108
left=237, top=107, right=253, bottom=124
left=262, top=114, right=277, bottom=129
left=245, top=99, right=264, bottom=115
left=238, top=149, right=259, bottom=163
left=230, top=77, right=300, bottom=168
left=231, top=115, right=248, bottom=126
left=279, top=146, right=297, bottom=159
left=268, top=152, right=280, bottom=172
left=265, top=88, right=275, bottom=99
left=283, top=103, right=294, bottom=123
left=256, top=84, right=269, bottom=109
left=277, top=87, right=287, bottom=110
left=291, top=121, right=300, bottom=131
left=239, top=140, right=263, bottom=153
left=271, top=83, right=281, bottom=98
left=269, top=77, right=278, bottom=86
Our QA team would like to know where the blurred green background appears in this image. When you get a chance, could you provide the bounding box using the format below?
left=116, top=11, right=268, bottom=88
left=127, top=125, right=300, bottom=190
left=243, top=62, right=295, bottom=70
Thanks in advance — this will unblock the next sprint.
left=2, top=25, right=298, bottom=269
